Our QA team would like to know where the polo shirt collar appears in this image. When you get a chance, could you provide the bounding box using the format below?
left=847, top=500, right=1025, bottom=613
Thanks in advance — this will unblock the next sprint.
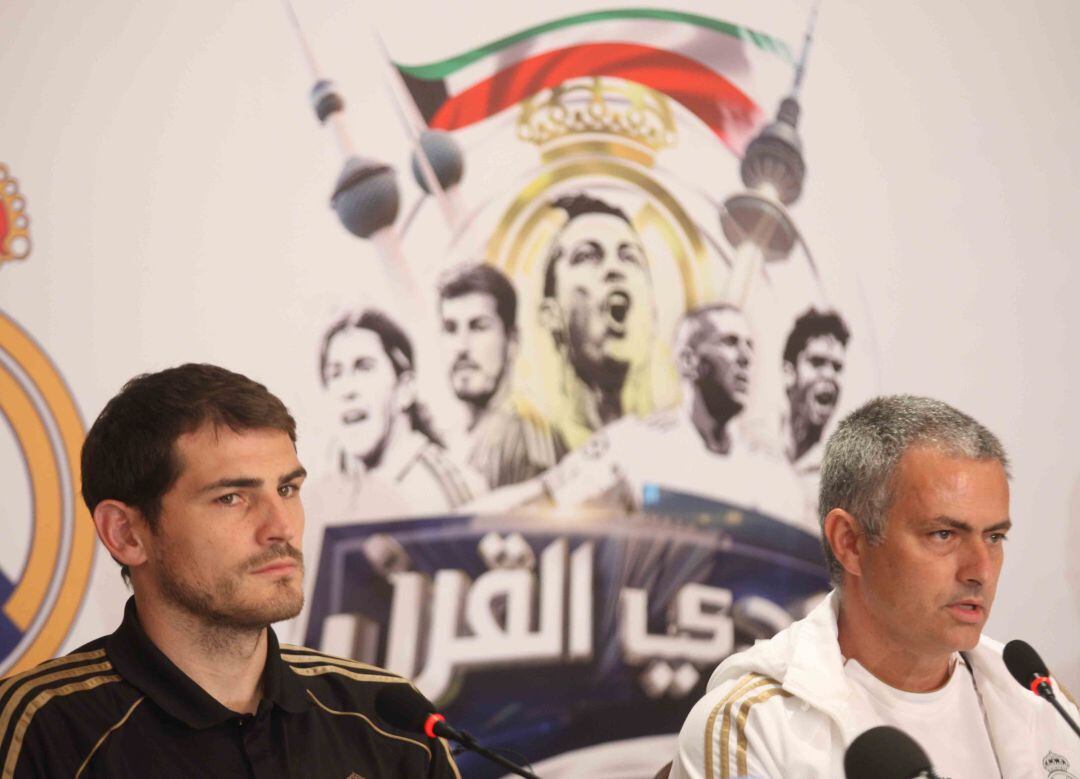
left=106, top=597, right=311, bottom=728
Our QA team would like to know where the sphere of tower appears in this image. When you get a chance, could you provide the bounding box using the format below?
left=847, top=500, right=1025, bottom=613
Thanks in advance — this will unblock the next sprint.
left=739, top=97, right=806, bottom=206
left=330, top=156, right=400, bottom=239
left=410, top=130, right=464, bottom=193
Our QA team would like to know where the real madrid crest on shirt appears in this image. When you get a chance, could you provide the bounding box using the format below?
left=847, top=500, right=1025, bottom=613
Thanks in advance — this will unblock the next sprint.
left=0, top=165, right=95, bottom=676
left=1045, top=751, right=1078, bottom=779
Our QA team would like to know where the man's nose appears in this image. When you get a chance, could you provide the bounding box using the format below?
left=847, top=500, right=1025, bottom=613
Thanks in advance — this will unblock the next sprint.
left=259, top=495, right=299, bottom=546
left=959, top=537, right=994, bottom=586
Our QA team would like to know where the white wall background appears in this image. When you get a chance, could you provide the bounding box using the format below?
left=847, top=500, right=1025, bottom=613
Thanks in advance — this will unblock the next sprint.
left=1, top=0, right=1077, bottom=690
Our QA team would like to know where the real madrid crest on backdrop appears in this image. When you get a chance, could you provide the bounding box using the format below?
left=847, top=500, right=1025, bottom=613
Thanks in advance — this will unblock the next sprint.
left=0, top=166, right=94, bottom=676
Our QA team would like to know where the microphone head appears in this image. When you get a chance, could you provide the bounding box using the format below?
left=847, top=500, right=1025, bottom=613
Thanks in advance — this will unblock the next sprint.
left=375, top=683, right=437, bottom=734
left=845, top=725, right=933, bottom=779
left=1003, top=639, right=1049, bottom=690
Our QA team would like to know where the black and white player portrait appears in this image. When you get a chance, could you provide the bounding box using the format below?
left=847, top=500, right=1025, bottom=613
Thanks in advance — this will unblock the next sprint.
left=319, top=308, right=481, bottom=513
left=538, top=192, right=657, bottom=443
left=782, top=308, right=850, bottom=468
left=438, top=263, right=565, bottom=488
left=674, top=303, right=754, bottom=456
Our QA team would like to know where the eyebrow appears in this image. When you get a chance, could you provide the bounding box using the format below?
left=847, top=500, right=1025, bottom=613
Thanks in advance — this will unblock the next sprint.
left=931, top=516, right=1012, bottom=533
left=199, top=466, right=307, bottom=494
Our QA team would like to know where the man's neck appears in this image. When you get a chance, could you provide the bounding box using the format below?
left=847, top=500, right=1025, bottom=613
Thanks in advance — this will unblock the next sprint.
left=134, top=592, right=268, bottom=714
left=836, top=595, right=953, bottom=693
left=789, top=411, right=822, bottom=462
left=688, top=392, right=736, bottom=455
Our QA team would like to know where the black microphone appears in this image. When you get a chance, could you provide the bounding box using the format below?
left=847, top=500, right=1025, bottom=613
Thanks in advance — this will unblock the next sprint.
left=1003, top=639, right=1080, bottom=739
left=375, top=684, right=540, bottom=779
left=844, top=725, right=941, bottom=779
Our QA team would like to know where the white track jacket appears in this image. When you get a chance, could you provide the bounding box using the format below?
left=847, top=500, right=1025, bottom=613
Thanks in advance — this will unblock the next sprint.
left=671, top=592, right=1080, bottom=779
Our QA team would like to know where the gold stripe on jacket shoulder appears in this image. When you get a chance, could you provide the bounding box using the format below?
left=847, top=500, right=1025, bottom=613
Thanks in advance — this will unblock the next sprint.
left=735, top=686, right=791, bottom=778
left=702, top=673, right=774, bottom=779
left=715, top=675, right=785, bottom=779
left=0, top=649, right=107, bottom=701
left=280, top=649, right=389, bottom=675
left=0, top=660, right=114, bottom=750
left=288, top=664, right=409, bottom=685
left=3, top=673, right=122, bottom=779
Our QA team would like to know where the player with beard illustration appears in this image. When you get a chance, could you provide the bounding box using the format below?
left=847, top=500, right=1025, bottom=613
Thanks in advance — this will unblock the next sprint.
left=538, top=193, right=657, bottom=448
left=782, top=309, right=850, bottom=519
left=438, top=263, right=567, bottom=488
left=535, top=304, right=807, bottom=527
left=317, top=308, right=484, bottom=517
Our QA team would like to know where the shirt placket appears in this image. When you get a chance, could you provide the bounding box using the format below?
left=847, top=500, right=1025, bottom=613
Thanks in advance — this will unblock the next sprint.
left=237, top=704, right=282, bottom=779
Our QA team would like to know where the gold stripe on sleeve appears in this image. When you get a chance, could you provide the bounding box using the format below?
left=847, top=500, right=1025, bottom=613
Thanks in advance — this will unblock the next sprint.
left=288, top=664, right=407, bottom=685
left=280, top=651, right=387, bottom=674
left=735, top=687, right=792, bottom=778
left=0, top=661, right=113, bottom=748
left=701, top=673, right=768, bottom=779
left=75, top=697, right=144, bottom=778
left=0, top=650, right=107, bottom=701
left=306, top=690, right=432, bottom=761
left=3, top=673, right=121, bottom=779
left=718, top=678, right=782, bottom=779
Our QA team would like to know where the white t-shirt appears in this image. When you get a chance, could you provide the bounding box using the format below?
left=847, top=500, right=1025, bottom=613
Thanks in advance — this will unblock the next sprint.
left=844, top=655, right=1001, bottom=779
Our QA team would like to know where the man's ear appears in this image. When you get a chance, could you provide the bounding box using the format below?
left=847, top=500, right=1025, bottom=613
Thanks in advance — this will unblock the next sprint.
left=783, top=360, right=797, bottom=393
left=823, top=507, right=866, bottom=580
left=93, top=500, right=151, bottom=571
left=538, top=298, right=564, bottom=343
left=676, top=346, right=700, bottom=382
left=394, top=369, right=418, bottom=414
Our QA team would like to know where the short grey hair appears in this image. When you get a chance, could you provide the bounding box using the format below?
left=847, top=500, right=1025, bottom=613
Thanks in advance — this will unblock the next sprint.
left=673, top=303, right=745, bottom=373
left=818, top=395, right=1009, bottom=586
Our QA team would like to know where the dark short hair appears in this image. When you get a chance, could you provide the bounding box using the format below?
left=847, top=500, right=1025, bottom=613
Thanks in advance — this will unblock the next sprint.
left=782, top=309, right=850, bottom=366
left=438, top=263, right=517, bottom=334
left=542, top=193, right=633, bottom=299
left=81, top=364, right=297, bottom=580
left=318, top=308, right=444, bottom=447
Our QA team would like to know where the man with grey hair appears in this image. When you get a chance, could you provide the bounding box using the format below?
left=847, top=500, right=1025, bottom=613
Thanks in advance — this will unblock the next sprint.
left=670, top=395, right=1079, bottom=778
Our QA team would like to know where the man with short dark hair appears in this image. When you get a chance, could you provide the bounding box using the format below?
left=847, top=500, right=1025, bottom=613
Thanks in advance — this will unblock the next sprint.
left=438, top=263, right=566, bottom=487
left=0, top=363, right=460, bottom=778
left=782, top=308, right=850, bottom=465
left=320, top=308, right=481, bottom=512
left=538, top=192, right=657, bottom=447
left=671, top=395, right=1079, bottom=778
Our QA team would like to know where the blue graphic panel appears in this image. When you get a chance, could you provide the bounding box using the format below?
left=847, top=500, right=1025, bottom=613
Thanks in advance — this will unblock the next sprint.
left=305, top=490, right=828, bottom=777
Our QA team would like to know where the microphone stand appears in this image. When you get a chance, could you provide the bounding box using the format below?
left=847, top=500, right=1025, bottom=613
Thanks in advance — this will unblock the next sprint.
left=1034, top=680, right=1080, bottom=740
left=436, top=720, right=540, bottom=779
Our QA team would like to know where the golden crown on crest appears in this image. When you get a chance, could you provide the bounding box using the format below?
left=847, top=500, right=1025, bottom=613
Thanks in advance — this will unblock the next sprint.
left=516, top=77, right=678, bottom=162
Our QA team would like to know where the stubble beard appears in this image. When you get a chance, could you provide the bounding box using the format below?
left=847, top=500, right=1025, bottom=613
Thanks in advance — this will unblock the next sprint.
left=155, top=544, right=305, bottom=633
